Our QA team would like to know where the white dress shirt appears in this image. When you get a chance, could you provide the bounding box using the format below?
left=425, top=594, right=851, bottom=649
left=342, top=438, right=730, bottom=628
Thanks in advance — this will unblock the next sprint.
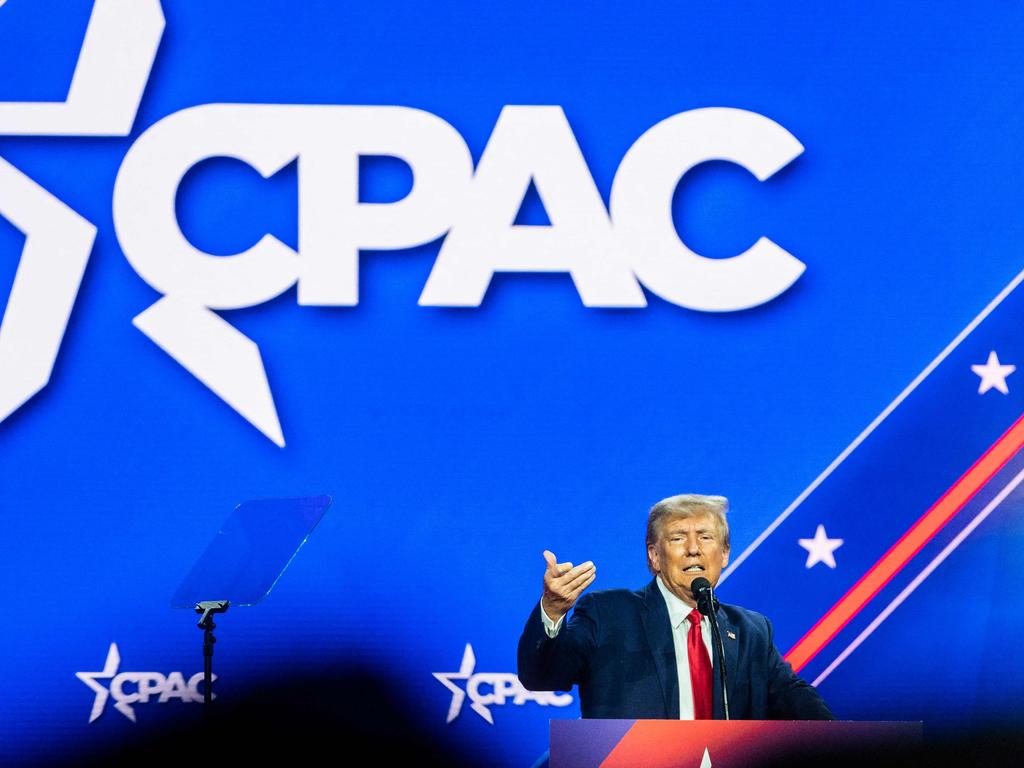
left=539, top=576, right=714, bottom=719
left=655, top=575, right=714, bottom=719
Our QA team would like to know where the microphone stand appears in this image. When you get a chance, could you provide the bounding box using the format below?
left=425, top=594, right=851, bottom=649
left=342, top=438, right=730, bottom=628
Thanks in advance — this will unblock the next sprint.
left=697, top=590, right=730, bottom=720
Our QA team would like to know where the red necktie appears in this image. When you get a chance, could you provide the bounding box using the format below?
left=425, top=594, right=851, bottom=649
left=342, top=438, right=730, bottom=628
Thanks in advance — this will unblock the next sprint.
left=687, top=608, right=713, bottom=719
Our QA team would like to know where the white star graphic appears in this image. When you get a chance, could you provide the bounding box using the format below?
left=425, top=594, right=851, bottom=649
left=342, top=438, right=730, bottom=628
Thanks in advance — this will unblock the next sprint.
left=798, top=525, right=843, bottom=569
left=971, top=351, right=1016, bottom=395
left=700, top=747, right=713, bottom=768
left=75, top=643, right=122, bottom=723
left=433, top=644, right=491, bottom=724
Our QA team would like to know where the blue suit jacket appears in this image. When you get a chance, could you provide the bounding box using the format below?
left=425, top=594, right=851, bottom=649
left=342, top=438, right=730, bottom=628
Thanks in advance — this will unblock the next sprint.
left=517, top=579, right=833, bottom=720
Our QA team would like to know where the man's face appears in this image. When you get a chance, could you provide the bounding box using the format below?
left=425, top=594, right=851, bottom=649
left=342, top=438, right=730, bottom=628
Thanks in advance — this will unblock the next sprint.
left=648, top=513, right=730, bottom=606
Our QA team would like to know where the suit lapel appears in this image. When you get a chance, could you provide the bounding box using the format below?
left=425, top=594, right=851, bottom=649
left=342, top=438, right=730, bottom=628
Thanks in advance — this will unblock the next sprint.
left=712, top=606, right=740, bottom=719
left=640, top=579, right=679, bottom=719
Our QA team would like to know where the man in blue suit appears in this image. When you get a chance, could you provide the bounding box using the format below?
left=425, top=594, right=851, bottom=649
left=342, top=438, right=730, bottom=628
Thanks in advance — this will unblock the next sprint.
left=517, top=494, right=833, bottom=720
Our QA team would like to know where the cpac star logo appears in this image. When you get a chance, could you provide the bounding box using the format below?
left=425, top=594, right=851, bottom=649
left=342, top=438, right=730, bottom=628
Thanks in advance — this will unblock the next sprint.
left=3, top=1, right=805, bottom=448
left=433, top=643, right=572, bottom=724
left=75, top=643, right=211, bottom=723
left=0, top=0, right=163, bottom=426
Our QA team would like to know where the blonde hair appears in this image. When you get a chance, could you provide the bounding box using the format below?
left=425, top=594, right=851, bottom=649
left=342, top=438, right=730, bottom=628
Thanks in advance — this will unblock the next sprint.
left=645, top=494, right=730, bottom=573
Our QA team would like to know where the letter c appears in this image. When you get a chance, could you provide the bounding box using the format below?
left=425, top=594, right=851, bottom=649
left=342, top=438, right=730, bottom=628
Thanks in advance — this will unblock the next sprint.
left=611, top=107, right=805, bottom=311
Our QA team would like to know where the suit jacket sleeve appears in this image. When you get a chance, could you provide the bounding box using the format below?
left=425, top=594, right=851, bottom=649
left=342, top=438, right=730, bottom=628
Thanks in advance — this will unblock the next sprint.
left=761, top=616, right=835, bottom=720
left=517, top=594, right=599, bottom=692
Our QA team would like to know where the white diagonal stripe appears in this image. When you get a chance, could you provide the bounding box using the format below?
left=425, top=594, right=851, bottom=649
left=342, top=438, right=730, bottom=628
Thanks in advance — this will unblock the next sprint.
left=721, top=266, right=1024, bottom=583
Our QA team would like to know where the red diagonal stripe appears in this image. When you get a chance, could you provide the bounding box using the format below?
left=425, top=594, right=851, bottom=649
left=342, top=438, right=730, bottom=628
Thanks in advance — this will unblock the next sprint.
left=785, top=410, right=1024, bottom=672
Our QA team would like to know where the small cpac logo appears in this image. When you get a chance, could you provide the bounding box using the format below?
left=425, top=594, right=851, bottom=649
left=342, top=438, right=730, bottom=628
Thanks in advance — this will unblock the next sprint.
left=433, top=643, right=572, bottom=724
left=75, top=642, right=212, bottom=723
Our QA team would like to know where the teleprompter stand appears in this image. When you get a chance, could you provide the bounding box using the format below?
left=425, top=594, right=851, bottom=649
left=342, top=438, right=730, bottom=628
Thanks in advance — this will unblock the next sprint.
left=195, top=600, right=230, bottom=708
left=172, top=496, right=333, bottom=711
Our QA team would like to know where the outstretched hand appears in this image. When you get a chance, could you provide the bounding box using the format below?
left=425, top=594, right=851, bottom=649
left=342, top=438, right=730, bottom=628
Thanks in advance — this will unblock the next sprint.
left=541, top=550, right=596, bottom=622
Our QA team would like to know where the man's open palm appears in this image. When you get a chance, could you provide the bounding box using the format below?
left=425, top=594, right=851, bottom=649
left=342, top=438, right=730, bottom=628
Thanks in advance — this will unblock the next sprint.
left=541, top=550, right=596, bottom=622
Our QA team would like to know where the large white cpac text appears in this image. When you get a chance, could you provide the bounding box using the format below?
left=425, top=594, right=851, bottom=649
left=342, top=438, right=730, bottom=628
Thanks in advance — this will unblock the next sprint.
left=113, top=105, right=805, bottom=446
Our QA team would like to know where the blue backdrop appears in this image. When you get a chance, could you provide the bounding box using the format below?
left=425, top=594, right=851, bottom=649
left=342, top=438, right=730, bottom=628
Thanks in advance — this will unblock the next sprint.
left=2, top=1, right=1024, bottom=765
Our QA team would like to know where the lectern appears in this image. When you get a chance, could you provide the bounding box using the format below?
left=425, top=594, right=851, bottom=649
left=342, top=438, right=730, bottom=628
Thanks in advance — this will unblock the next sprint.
left=550, top=719, right=922, bottom=768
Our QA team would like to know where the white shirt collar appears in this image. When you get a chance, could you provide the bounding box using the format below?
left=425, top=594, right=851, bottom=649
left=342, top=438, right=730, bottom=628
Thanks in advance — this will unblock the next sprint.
left=656, top=575, right=703, bottom=630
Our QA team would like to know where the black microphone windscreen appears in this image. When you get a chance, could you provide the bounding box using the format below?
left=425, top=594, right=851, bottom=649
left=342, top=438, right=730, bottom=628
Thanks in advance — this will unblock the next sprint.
left=690, top=577, right=713, bottom=614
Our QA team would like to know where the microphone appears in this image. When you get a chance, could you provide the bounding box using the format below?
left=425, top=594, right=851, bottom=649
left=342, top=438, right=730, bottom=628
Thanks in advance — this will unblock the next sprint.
left=690, top=576, right=730, bottom=718
left=690, top=577, right=715, bottom=615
